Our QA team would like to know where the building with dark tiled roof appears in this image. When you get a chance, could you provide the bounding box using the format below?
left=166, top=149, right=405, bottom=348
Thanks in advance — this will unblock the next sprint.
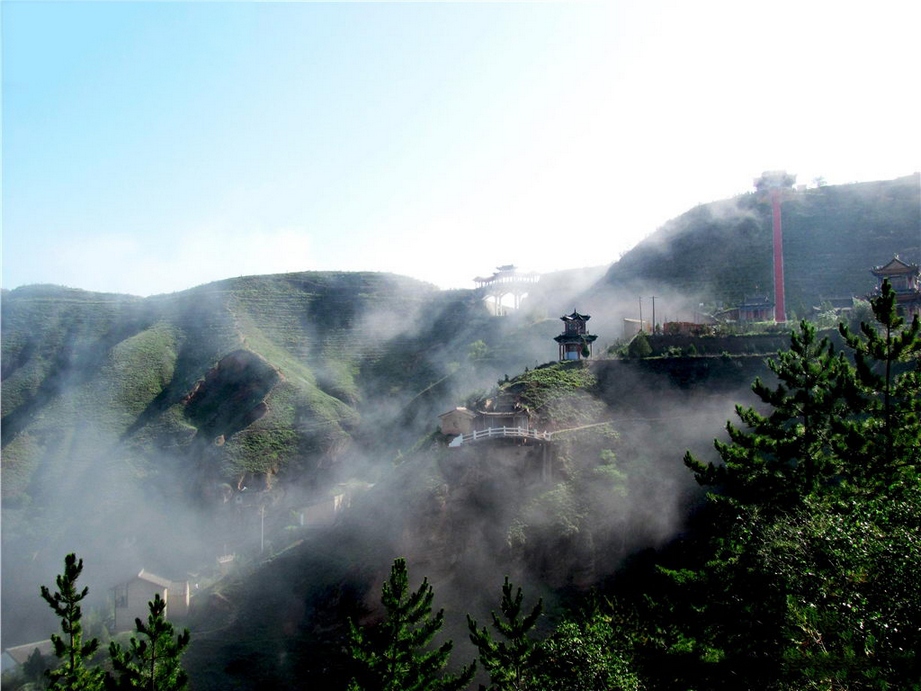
left=871, top=256, right=921, bottom=319
left=554, top=311, right=598, bottom=360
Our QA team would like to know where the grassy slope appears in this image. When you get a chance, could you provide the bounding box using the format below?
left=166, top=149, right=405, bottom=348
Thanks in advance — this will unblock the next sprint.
left=1, top=273, right=436, bottom=496
left=0, top=270, right=558, bottom=532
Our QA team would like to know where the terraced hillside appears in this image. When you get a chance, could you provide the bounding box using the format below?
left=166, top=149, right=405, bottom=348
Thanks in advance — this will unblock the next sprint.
left=1, top=271, right=554, bottom=646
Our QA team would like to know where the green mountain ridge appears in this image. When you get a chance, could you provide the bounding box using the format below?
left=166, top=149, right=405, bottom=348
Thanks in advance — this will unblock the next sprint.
left=591, top=173, right=920, bottom=324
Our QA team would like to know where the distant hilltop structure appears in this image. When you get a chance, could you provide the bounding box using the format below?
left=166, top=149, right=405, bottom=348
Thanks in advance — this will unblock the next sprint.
left=474, top=264, right=540, bottom=315
left=871, top=256, right=921, bottom=319
left=554, top=310, right=598, bottom=361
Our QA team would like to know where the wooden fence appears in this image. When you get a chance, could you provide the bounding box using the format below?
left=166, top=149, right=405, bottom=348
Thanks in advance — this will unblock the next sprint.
left=457, top=426, right=551, bottom=445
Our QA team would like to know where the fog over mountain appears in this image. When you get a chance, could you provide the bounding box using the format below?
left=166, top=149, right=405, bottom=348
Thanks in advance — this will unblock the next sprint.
left=2, top=175, right=918, bottom=688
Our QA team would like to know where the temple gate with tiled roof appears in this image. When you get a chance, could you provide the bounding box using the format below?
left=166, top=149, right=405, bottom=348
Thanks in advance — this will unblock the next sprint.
left=871, top=256, right=921, bottom=319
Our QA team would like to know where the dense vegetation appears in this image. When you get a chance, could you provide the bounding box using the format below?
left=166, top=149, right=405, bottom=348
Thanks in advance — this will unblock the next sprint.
left=639, top=282, right=921, bottom=690
left=1, top=273, right=544, bottom=647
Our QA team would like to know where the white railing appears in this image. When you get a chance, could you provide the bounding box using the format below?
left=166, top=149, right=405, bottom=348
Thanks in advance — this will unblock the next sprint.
left=456, top=426, right=551, bottom=446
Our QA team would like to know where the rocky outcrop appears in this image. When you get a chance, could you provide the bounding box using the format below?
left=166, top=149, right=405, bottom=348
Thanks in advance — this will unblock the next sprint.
left=182, top=350, right=282, bottom=439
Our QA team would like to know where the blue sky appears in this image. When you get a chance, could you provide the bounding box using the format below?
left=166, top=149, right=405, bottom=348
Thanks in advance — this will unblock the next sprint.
left=3, top=1, right=919, bottom=297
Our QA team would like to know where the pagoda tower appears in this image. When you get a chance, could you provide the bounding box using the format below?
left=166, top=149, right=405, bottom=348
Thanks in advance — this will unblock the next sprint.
left=554, top=310, right=598, bottom=361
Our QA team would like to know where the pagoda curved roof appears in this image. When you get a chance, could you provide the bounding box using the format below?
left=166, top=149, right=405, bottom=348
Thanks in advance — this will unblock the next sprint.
left=872, top=256, right=918, bottom=275
left=554, top=333, right=598, bottom=343
left=561, top=310, right=591, bottom=321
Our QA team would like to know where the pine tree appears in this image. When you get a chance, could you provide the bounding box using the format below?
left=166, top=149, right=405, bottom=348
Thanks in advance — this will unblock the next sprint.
left=838, top=278, right=921, bottom=483
left=671, top=323, right=856, bottom=686
left=347, top=558, right=474, bottom=691
left=40, top=553, right=106, bottom=691
left=684, top=320, right=852, bottom=511
left=22, top=647, right=52, bottom=688
left=467, top=577, right=542, bottom=691
left=663, top=294, right=921, bottom=688
left=107, top=593, right=190, bottom=691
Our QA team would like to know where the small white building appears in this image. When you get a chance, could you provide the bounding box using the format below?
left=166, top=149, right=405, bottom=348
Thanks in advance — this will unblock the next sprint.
left=438, top=407, right=477, bottom=437
left=112, top=570, right=190, bottom=632
left=1, top=639, right=53, bottom=675
left=297, top=492, right=350, bottom=528
left=623, top=318, right=648, bottom=338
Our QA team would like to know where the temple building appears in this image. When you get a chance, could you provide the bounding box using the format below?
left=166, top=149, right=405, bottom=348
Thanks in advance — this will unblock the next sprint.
left=554, top=310, right=598, bottom=361
left=473, top=265, right=540, bottom=315
left=738, top=296, right=774, bottom=323
left=870, top=256, right=921, bottom=319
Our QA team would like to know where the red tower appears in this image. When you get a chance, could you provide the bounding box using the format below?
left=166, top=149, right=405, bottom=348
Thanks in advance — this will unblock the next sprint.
left=754, top=171, right=796, bottom=323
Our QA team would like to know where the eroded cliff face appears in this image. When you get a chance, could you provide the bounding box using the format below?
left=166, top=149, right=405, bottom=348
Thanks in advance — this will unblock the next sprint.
left=381, top=435, right=598, bottom=598
left=182, top=349, right=281, bottom=441
left=409, top=441, right=546, bottom=560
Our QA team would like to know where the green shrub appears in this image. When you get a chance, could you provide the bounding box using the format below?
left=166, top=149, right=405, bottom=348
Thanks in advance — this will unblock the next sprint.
left=627, top=332, right=652, bottom=358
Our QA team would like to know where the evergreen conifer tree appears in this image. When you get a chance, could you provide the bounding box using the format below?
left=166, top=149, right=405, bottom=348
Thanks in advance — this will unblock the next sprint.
left=467, top=577, right=542, bottom=691
left=107, top=593, right=190, bottom=691
left=684, top=320, right=852, bottom=510
left=22, top=647, right=52, bottom=688
left=838, top=278, right=921, bottom=481
left=346, top=558, right=474, bottom=691
left=40, top=553, right=106, bottom=691
left=660, top=287, right=921, bottom=689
